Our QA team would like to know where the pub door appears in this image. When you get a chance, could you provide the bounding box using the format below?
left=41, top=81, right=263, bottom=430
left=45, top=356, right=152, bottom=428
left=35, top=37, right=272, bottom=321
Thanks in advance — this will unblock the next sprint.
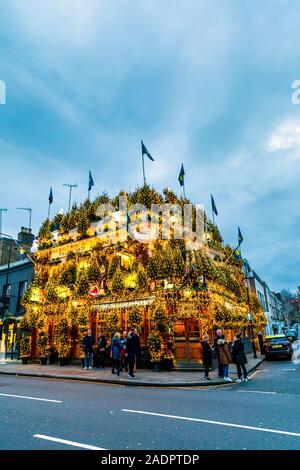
left=174, top=319, right=201, bottom=362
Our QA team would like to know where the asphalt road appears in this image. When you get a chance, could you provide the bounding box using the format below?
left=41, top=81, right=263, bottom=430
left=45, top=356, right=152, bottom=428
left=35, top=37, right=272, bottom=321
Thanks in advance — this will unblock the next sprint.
left=0, top=359, right=299, bottom=450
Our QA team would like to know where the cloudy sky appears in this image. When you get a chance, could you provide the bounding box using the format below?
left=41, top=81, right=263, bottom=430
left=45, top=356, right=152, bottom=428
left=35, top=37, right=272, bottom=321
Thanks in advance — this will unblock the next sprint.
left=0, top=0, right=300, bottom=291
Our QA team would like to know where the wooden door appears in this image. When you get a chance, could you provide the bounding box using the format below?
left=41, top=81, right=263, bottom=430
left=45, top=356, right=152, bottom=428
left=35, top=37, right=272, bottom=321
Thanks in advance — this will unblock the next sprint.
left=174, top=320, right=201, bottom=361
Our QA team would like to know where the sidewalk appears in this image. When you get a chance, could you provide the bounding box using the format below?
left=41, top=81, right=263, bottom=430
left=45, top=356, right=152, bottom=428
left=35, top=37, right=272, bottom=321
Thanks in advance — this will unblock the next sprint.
left=0, top=354, right=264, bottom=387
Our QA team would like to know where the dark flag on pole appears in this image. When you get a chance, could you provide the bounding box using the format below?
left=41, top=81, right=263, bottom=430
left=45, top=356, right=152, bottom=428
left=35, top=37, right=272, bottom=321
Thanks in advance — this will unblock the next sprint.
left=211, top=194, right=218, bottom=216
left=49, top=187, right=53, bottom=205
left=238, top=226, right=243, bottom=245
left=178, top=164, right=185, bottom=187
left=88, top=171, right=94, bottom=191
left=141, top=140, right=154, bottom=161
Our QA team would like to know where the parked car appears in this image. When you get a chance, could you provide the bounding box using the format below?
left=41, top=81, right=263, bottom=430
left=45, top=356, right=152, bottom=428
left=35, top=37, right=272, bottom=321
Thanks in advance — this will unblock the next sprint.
left=263, top=335, right=293, bottom=360
left=283, top=329, right=298, bottom=343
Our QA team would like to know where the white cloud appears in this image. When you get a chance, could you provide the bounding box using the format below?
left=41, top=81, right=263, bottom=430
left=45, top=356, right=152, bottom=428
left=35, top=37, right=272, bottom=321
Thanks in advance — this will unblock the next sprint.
left=268, top=120, right=300, bottom=152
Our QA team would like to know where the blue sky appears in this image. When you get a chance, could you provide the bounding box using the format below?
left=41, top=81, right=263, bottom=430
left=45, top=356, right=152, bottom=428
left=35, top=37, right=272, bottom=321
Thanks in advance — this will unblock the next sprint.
left=0, top=0, right=300, bottom=292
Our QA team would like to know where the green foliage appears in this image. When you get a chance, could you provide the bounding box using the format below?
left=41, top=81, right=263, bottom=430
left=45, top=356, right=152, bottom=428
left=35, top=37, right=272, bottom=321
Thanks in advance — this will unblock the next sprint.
left=77, top=211, right=90, bottom=236
left=59, top=263, right=77, bottom=286
left=163, top=187, right=181, bottom=205
left=207, top=221, right=223, bottom=244
left=107, top=256, right=120, bottom=279
left=20, top=334, right=31, bottom=357
left=57, top=318, right=71, bottom=357
left=36, top=331, right=49, bottom=356
left=76, top=269, right=90, bottom=296
left=38, top=218, right=52, bottom=240
left=128, top=308, right=143, bottom=328
left=152, top=307, right=168, bottom=333
left=107, top=312, right=119, bottom=332
left=45, top=285, right=59, bottom=303
left=68, top=204, right=79, bottom=228
left=173, top=247, right=185, bottom=277
left=112, top=267, right=124, bottom=293
left=137, top=264, right=148, bottom=290
left=147, top=332, right=163, bottom=359
left=87, top=258, right=102, bottom=283
left=60, top=214, right=71, bottom=233
left=147, top=255, right=160, bottom=279
left=160, top=249, right=174, bottom=278
left=51, top=213, right=64, bottom=231
left=130, top=184, right=163, bottom=208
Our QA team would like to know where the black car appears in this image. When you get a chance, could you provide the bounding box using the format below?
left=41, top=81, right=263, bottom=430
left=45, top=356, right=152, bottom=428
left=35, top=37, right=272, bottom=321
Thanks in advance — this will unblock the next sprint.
left=263, top=335, right=293, bottom=360
left=283, top=329, right=298, bottom=343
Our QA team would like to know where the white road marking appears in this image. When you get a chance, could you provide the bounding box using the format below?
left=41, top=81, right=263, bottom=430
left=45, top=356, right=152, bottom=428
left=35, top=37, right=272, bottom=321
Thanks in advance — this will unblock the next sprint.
left=33, top=434, right=106, bottom=450
left=237, top=390, right=276, bottom=395
left=249, top=370, right=259, bottom=379
left=0, top=393, right=62, bottom=403
left=281, top=368, right=296, bottom=371
left=122, top=409, right=300, bottom=438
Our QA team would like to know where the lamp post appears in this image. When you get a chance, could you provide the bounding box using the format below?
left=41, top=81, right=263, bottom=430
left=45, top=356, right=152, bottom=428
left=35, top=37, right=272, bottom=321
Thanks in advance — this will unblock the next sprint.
left=246, top=312, right=257, bottom=359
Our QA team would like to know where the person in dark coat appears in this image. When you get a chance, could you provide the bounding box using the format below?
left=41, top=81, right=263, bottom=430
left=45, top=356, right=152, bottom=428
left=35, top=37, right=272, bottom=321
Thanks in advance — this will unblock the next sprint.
left=98, top=335, right=107, bottom=368
left=82, top=329, right=95, bottom=370
left=213, top=329, right=223, bottom=377
left=201, top=334, right=213, bottom=381
left=111, top=332, right=122, bottom=375
left=126, top=328, right=141, bottom=378
left=232, top=333, right=249, bottom=382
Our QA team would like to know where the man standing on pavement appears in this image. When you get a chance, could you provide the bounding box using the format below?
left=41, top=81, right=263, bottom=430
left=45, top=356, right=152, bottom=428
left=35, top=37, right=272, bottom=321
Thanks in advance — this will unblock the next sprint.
left=213, top=329, right=223, bottom=378
left=126, top=328, right=141, bottom=378
left=82, top=329, right=94, bottom=370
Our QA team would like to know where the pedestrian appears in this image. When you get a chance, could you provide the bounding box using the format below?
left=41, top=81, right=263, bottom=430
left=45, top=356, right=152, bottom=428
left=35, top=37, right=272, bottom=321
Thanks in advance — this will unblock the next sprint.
left=111, top=332, right=122, bottom=376
left=201, top=333, right=213, bottom=381
left=232, top=333, right=249, bottom=382
left=120, top=331, right=128, bottom=372
left=126, top=327, right=141, bottom=378
left=217, top=334, right=233, bottom=382
left=213, top=329, right=223, bottom=377
left=82, top=329, right=95, bottom=370
left=98, top=334, right=107, bottom=368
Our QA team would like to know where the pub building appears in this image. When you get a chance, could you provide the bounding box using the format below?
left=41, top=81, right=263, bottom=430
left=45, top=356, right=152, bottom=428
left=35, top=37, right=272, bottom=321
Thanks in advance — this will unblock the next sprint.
left=20, top=186, right=265, bottom=368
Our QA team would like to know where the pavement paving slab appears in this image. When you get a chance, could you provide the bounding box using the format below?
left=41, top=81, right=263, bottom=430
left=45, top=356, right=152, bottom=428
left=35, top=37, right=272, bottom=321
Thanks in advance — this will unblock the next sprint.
left=0, top=354, right=264, bottom=387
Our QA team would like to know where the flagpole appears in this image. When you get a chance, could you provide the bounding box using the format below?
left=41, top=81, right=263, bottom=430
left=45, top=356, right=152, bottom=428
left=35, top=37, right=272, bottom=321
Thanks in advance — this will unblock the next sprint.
left=183, top=181, right=186, bottom=199
left=48, top=203, right=51, bottom=218
left=88, top=189, right=90, bottom=201
left=142, top=153, right=146, bottom=186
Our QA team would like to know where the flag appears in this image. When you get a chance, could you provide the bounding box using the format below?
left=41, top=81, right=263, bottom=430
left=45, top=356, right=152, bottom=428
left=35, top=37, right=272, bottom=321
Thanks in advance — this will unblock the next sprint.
left=234, top=248, right=242, bottom=261
left=48, top=187, right=53, bottom=205
left=211, top=194, right=218, bottom=216
left=88, top=171, right=94, bottom=191
left=238, top=226, right=243, bottom=245
left=141, top=140, right=154, bottom=161
left=14, top=239, right=26, bottom=259
left=178, top=164, right=185, bottom=187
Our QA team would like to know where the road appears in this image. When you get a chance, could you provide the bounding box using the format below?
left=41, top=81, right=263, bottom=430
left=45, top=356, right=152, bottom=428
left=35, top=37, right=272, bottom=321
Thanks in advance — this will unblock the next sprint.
left=0, top=360, right=299, bottom=450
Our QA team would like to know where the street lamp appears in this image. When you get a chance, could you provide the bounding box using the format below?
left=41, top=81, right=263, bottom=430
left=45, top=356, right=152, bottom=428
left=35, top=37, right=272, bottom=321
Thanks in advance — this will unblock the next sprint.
left=246, top=311, right=257, bottom=359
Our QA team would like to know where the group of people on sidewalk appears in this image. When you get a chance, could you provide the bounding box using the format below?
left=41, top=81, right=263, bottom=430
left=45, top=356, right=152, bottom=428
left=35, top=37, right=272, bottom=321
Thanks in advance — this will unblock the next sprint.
left=201, top=329, right=250, bottom=383
left=82, top=328, right=141, bottom=379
